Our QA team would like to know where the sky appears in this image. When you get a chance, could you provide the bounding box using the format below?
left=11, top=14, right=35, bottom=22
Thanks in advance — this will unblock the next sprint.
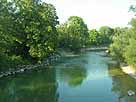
left=44, top=0, right=135, bottom=29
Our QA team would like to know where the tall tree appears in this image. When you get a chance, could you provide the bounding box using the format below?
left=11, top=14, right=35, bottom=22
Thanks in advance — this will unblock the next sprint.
left=58, top=16, right=89, bottom=51
left=0, top=0, right=59, bottom=62
left=99, top=26, right=114, bottom=44
left=88, top=29, right=102, bottom=45
left=109, top=27, right=130, bottom=61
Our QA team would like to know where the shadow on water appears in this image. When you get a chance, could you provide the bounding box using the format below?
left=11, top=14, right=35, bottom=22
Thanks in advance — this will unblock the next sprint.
left=55, top=53, right=88, bottom=87
left=56, top=65, right=87, bottom=87
left=0, top=53, right=88, bottom=102
left=0, top=68, right=58, bottom=102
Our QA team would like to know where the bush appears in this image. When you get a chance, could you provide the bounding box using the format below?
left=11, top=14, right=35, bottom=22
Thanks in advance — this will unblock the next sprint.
left=124, top=39, right=136, bottom=67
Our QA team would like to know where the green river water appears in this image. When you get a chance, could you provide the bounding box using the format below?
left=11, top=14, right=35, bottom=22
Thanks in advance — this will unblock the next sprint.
left=0, top=51, right=136, bottom=102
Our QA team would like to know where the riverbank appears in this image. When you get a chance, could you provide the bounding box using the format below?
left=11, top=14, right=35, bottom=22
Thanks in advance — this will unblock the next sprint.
left=121, top=65, right=136, bottom=79
left=0, top=54, right=61, bottom=78
left=0, top=49, right=108, bottom=78
left=0, top=50, right=80, bottom=78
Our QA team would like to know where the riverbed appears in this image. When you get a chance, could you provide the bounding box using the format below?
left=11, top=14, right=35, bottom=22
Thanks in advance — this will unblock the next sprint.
left=0, top=51, right=136, bottom=102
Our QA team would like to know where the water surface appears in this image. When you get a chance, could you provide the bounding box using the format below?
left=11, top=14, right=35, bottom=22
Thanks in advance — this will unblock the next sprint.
left=0, top=51, right=136, bottom=102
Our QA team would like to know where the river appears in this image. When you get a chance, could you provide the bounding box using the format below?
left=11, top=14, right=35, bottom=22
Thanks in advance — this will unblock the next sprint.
left=0, top=51, right=136, bottom=102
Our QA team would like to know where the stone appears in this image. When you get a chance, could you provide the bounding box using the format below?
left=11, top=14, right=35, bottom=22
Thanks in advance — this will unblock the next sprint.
left=20, top=69, right=25, bottom=72
left=128, top=90, right=135, bottom=96
left=105, top=50, right=109, bottom=53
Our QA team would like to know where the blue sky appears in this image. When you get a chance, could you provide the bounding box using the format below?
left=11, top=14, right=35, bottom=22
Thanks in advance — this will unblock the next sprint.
left=45, top=0, right=135, bottom=29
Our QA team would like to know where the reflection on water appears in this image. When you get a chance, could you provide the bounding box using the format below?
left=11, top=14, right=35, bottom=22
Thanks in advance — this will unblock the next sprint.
left=57, top=66, right=86, bottom=87
left=56, top=52, right=118, bottom=102
left=109, top=66, right=136, bottom=102
left=0, top=51, right=136, bottom=102
left=0, top=68, right=58, bottom=102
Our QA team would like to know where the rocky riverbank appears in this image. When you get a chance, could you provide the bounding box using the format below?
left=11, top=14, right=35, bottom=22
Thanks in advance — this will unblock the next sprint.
left=0, top=54, right=61, bottom=78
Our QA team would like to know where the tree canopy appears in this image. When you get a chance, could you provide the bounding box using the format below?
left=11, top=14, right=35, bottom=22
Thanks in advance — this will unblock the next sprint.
left=57, top=16, right=89, bottom=51
left=0, top=0, right=59, bottom=62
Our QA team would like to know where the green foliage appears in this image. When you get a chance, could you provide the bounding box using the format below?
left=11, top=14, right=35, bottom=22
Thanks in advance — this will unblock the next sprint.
left=0, top=0, right=15, bottom=54
left=110, top=18, right=136, bottom=67
left=57, top=23, right=71, bottom=50
left=57, top=16, right=89, bottom=51
left=88, top=26, right=113, bottom=46
left=88, top=29, right=102, bottom=45
left=130, top=18, right=136, bottom=28
left=99, top=26, right=114, bottom=44
left=0, top=0, right=59, bottom=62
left=0, top=53, right=29, bottom=71
left=124, top=39, right=136, bottom=67
left=109, top=27, right=129, bottom=61
left=130, top=5, right=136, bottom=13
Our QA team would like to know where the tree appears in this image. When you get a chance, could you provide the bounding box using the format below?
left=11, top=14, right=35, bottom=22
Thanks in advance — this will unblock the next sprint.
left=67, top=16, right=89, bottom=47
left=0, top=0, right=15, bottom=53
left=57, top=23, right=70, bottom=50
left=0, top=0, right=59, bottom=62
left=88, top=29, right=102, bottom=45
left=99, top=26, right=114, bottom=45
left=57, top=16, right=89, bottom=51
left=123, top=18, right=136, bottom=67
left=124, top=39, right=136, bottom=67
left=109, top=18, right=136, bottom=67
left=109, top=27, right=130, bottom=61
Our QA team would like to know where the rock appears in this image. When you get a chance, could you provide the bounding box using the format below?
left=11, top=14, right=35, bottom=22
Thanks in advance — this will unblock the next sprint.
left=128, top=90, right=135, bottom=96
left=12, top=72, right=15, bottom=74
left=20, top=69, right=25, bottom=72
left=105, top=50, right=109, bottom=53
